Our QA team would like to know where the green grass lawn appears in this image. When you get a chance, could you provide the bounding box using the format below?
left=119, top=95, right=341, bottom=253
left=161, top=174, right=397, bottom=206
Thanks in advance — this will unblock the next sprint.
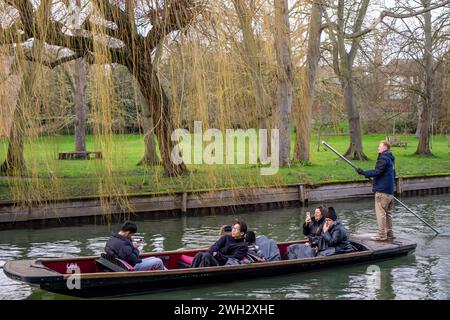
left=0, top=133, right=448, bottom=201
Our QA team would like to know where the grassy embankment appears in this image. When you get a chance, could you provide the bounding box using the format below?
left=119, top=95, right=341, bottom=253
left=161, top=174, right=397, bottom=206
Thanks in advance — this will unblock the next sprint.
left=0, top=134, right=448, bottom=201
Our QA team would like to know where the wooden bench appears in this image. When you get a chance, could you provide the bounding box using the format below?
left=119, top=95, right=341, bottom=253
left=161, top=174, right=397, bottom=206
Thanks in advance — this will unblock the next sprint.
left=58, top=151, right=102, bottom=160
left=387, top=136, right=407, bottom=149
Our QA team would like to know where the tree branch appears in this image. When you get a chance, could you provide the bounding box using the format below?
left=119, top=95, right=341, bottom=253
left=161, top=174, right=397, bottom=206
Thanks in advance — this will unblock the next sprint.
left=4, top=0, right=34, bottom=37
left=144, top=0, right=199, bottom=50
left=345, top=0, right=450, bottom=39
left=321, top=3, right=340, bottom=76
left=348, top=0, right=369, bottom=65
left=24, top=51, right=83, bottom=69
left=90, top=0, right=137, bottom=47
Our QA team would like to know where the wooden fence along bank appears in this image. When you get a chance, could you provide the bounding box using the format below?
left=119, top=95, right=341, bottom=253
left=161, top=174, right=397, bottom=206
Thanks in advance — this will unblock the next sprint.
left=0, top=175, right=449, bottom=228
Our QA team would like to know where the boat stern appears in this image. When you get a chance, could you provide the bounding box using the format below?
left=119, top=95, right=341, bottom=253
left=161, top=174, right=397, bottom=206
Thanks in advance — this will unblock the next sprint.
left=351, top=234, right=417, bottom=256
left=3, top=260, right=63, bottom=284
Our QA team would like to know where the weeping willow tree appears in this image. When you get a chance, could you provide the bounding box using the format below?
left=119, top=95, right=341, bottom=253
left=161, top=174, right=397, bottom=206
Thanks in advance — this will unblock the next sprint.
left=231, top=0, right=272, bottom=135
left=0, top=2, right=183, bottom=216
left=1, top=0, right=200, bottom=176
left=0, top=0, right=309, bottom=216
left=156, top=0, right=284, bottom=192
left=0, top=57, right=37, bottom=176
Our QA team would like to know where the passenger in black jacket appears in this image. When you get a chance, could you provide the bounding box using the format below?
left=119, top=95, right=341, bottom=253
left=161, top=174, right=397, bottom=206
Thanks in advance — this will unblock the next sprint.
left=303, top=205, right=327, bottom=240
left=286, top=205, right=328, bottom=259
left=357, top=140, right=396, bottom=241
left=105, top=221, right=165, bottom=271
left=191, top=220, right=248, bottom=268
left=318, top=207, right=353, bottom=256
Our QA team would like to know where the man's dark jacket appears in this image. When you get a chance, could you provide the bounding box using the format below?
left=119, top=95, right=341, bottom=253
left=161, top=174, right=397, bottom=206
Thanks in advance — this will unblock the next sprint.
left=105, top=233, right=141, bottom=266
left=361, top=151, right=395, bottom=195
left=208, top=235, right=248, bottom=265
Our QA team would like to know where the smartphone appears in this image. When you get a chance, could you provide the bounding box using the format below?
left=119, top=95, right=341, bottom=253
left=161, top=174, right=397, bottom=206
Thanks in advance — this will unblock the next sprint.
left=306, top=211, right=311, bottom=219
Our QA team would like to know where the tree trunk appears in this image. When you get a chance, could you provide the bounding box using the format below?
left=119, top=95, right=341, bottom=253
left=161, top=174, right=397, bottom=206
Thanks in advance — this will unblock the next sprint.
left=294, top=2, right=322, bottom=163
left=137, top=41, right=164, bottom=166
left=325, top=0, right=369, bottom=161
left=0, top=64, right=36, bottom=176
left=0, top=105, right=26, bottom=176
left=274, top=0, right=293, bottom=167
left=416, top=0, right=433, bottom=155
left=415, top=102, right=424, bottom=138
left=342, top=77, right=368, bottom=160
left=135, top=58, right=186, bottom=176
left=74, top=57, right=87, bottom=153
left=137, top=93, right=160, bottom=166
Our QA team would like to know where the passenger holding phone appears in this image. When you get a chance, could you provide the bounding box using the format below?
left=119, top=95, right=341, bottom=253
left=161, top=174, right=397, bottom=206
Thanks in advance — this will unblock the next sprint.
left=303, top=205, right=328, bottom=242
left=105, top=221, right=166, bottom=271
left=286, top=205, right=328, bottom=259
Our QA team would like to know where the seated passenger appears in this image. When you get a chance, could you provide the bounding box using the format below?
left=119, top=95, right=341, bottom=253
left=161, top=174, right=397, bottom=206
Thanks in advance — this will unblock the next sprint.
left=244, top=231, right=265, bottom=262
left=219, top=225, right=232, bottom=237
left=255, top=235, right=281, bottom=261
left=191, top=220, right=248, bottom=268
left=317, top=207, right=353, bottom=256
left=105, top=221, right=166, bottom=271
left=303, top=205, right=327, bottom=239
left=286, top=205, right=328, bottom=259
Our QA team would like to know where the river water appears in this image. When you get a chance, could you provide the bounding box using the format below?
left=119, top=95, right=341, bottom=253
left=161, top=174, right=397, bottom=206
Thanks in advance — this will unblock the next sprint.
left=1, top=194, right=449, bottom=300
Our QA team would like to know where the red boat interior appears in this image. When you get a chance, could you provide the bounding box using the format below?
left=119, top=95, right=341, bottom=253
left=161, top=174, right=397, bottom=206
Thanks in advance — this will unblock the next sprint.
left=40, top=241, right=367, bottom=275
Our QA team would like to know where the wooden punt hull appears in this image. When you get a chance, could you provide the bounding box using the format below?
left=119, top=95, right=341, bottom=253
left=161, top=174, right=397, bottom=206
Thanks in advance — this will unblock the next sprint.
left=3, top=235, right=416, bottom=298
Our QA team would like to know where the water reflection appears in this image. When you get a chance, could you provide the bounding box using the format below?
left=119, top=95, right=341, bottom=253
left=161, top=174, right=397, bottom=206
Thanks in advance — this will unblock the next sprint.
left=27, top=240, right=81, bottom=259
left=86, top=237, right=110, bottom=256
left=0, top=194, right=449, bottom=300
left=0, top=245, right=31, bottom=300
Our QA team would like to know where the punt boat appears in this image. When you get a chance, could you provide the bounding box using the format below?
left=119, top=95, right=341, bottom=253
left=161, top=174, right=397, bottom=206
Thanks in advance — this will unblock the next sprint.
left=3, top=235, right=416, bottom=298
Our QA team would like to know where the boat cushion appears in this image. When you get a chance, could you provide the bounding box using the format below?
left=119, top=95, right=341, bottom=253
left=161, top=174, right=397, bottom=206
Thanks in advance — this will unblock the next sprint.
left=115, top=258, right=135, bottom=271
left=246, top=253, right=266, bottom=263
left=96, top=253, right=135, bottom=272
left=180, top=254, right=194, bottom=265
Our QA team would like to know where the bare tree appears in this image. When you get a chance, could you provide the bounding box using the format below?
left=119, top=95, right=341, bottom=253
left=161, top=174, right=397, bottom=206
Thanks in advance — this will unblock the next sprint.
left=72, top=0, right=88, bottom=154
left=417, top=0, right=434, bottom=154
left=322, top=0, right=370, bottom=160
left=381, top=0, right=450, bottom=154
left=294, top=0, right=322, bottom=163
left=320, top=0, right=450, bottom=159
left=274, top=0, right=293, bottom=166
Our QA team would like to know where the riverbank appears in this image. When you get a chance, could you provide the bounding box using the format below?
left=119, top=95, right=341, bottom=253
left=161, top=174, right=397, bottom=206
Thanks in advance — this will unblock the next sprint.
left=0, top=134, right=448, bottom=202
left=1, top=174, right=449, bottom=228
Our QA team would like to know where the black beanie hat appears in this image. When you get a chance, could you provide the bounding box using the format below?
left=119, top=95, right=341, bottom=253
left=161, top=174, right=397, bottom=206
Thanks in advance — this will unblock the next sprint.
left=245, top=231, right=256, bottom=243
left=324, top=207, right=337, bottom=221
